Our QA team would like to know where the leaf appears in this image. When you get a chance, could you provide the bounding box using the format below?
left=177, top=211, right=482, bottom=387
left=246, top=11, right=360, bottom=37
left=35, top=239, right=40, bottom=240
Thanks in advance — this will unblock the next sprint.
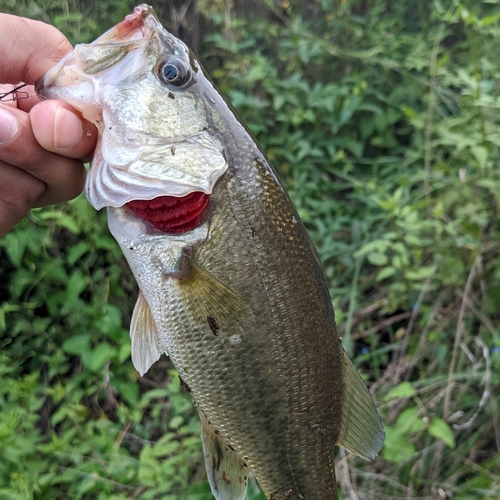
left=169, top=415, right=184, bottom=430
left=57, top=214, right=81, bottom=234
left=396, top=408, right=426, bottom=434
left=246, top=60, right=267, bottom=82
left=354, top=239, right=390, bottom=259
left=382, top=426, right=417, bottom=463
left=273, top=94, right=285, bottom=111
left=376, top=266, right=396, bottom=281
left=67, top=241, right=89, bottom=266
left=118, top=342, right=131, bottom=364
left=480, top=14, right=500, bottom=27
left=384, top=382, right=416, bottom=402
left=113, top=379, right=139, bottom=406
left=62, top=334, right=91, bottom=355
left=94, top=304, right=123, bottom=334
left=471, top=146, right=488, bottom=169
left=367, top=251, right=388, bottom=266
left=66, top=270, right=89, bottom=302
left=405, top=265, right=437, bottom=280
left=185, top=482, right=214, bottom=500
left=140, top=388, right=170, bottom=406
left=429, top=418, right=456, bottom=449
left=81, top=342, right=116, bottom=372
left=1, top=232, right=27, bottom=267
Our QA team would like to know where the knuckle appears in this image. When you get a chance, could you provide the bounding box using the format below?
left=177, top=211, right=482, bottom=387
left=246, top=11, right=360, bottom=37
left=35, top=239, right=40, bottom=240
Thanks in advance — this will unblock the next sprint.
left=0, top=179, right=44, bottom=216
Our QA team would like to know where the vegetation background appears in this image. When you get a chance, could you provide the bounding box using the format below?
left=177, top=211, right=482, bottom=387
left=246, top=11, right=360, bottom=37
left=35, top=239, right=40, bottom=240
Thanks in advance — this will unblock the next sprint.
left=0, top=0, right=499, bottom=498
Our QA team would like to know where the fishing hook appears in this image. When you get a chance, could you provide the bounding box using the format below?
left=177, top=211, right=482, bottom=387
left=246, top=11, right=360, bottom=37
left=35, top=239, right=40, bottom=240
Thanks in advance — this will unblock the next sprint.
left=0, top=83, right=30, bottom=102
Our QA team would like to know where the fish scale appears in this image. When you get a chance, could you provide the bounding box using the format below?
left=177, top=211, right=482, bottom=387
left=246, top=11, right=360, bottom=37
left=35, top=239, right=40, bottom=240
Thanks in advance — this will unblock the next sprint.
left=36, top=5, right=384, bottom=499
left=185, top=145, right=342, bottom=498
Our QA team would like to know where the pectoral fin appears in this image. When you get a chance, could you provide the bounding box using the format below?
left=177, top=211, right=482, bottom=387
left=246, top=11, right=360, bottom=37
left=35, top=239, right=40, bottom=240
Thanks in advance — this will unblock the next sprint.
left=337, top=349, right=385, bottom=460
left=176, top=257, right=254, bottom=338
left=130, top=291, right=164, bottom=376
left=199, top=410, right=249, bottom=500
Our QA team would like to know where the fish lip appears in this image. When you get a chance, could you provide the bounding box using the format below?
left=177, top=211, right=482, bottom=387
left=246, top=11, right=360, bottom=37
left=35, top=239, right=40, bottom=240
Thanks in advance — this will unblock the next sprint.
left=34, top=75, right=48, bottom=100
left=35, top=53, right=76, bottom=100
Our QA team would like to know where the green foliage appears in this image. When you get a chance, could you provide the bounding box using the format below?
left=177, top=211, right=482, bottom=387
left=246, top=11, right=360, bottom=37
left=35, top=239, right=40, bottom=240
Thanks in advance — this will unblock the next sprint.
left=202, top=3, right=500, bottom=494
left=0, top=200, right=209, bottom=498
left=1, top=0, right=500, bottom=498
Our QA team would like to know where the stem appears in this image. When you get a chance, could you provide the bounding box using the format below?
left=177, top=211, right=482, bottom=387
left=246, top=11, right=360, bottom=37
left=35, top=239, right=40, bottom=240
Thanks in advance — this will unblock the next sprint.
left=343, top=258, right=361, bottom=357
left=429, top=256, right=478, bottom=480
left=443, top=255, right=478, bottom=419
left=424, top=24, right=445, bottom=217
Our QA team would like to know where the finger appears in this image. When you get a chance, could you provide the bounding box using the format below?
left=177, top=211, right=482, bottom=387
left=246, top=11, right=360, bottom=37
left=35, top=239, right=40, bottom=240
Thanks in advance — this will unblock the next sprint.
left=0, top=14, right=72, bottom=84
left=0, top=160, right=46, bottom=237
left=0, top=104, right=86, bottom=206
left=30, top=100, right=97, bottom=160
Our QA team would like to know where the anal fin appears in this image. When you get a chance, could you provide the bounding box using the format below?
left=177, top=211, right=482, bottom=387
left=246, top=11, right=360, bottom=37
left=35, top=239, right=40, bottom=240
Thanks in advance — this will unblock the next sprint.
left=199, top=410, right=249, bottom=500
left=130, top=291, right=164, bottom=376
left=337, top=349, right=385, bottom=460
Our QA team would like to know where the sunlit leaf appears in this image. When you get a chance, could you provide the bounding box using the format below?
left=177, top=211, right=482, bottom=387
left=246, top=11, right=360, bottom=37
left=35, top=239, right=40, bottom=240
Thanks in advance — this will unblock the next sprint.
left=429, top=418, right=456, bottom=449
left=384, top=382, right=416, bottom=402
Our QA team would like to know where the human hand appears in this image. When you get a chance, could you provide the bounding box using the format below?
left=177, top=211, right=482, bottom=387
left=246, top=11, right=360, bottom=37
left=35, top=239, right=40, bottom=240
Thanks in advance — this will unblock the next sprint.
left=0, top=13, right=97, bottom=237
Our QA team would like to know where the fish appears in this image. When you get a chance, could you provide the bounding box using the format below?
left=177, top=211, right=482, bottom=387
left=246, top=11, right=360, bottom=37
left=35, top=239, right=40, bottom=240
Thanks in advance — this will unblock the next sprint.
left=36, top=5, right=384, bottom=499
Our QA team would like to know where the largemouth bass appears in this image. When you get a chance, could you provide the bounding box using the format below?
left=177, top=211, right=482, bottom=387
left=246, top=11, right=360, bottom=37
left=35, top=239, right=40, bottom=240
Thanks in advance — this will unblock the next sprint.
left=36, top=5, right=384, bottom=499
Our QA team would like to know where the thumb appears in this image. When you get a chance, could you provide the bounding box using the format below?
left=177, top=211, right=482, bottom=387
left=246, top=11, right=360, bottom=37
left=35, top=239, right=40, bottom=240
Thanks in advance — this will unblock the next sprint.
left=30, top=100, right=97, bottom=160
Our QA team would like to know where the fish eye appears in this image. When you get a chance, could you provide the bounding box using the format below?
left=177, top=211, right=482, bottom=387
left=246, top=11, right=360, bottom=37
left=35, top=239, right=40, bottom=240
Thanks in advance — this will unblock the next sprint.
left=158, top=59, right=190, bottom=87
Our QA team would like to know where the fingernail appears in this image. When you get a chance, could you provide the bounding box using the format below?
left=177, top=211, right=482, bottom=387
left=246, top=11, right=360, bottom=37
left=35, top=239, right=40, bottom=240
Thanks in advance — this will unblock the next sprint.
left=54, top=106, right=82, bottom=149
left=0, top=107, right=19, bottom=145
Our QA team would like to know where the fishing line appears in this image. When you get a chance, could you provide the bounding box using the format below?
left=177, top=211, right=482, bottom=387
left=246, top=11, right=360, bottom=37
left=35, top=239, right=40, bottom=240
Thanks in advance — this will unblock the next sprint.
left=0, top=83, right=30, bottom=102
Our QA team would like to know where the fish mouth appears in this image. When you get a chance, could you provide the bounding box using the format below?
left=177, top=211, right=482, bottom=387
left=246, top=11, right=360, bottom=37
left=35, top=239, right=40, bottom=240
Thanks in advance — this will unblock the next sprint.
left=36, top=4, right=159, bottom=100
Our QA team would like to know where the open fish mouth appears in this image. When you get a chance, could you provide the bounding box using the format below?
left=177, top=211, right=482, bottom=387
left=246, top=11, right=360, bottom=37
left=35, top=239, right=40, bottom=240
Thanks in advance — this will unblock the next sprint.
left=35, top=4, right=228, bottom=211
